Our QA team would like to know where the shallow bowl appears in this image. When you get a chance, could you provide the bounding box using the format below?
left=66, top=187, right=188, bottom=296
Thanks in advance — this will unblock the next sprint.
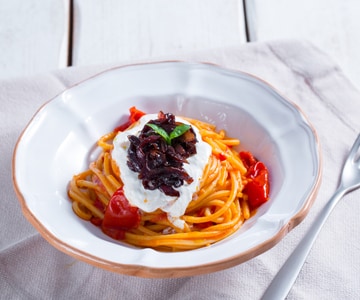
left=13, top=62, right=321, bottom=278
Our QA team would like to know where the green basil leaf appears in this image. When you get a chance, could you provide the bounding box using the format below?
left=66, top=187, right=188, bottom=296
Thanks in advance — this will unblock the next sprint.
left=146, top=123, right=171, bottom=144
left=169, top=124, right=191, bottom=141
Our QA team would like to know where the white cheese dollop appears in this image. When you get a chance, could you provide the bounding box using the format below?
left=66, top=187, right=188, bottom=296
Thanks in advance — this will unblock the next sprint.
left=112, top=114, right=212, bottom=229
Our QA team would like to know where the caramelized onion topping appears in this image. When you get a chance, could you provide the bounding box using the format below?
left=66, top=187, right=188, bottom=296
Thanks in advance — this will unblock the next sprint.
left=127, top=112, right=197, bottom=196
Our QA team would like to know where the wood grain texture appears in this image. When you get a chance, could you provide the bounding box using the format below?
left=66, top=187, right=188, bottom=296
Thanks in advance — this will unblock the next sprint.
left=1, top=0, right=360, bottom=90
left=72, top=0, right=247, bottom=66
left=245, top=0, right=360, bottom=89
left=0, top=0, right=69, bottom=79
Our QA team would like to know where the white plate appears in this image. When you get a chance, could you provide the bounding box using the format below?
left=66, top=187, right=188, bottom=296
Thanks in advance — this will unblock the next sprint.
left=13, top=62, right=321, bottom=278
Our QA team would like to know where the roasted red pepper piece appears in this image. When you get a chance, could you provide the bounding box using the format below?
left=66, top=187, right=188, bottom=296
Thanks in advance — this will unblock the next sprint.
left=114, top=106, right=145, bottom=132
left=101, top=188, right=141, bottom=240
left=240, top=151, right=270, bottom=210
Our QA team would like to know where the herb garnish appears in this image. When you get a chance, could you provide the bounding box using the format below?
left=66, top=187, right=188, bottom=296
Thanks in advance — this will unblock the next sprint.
left=146, top=123, right=191, bottom=145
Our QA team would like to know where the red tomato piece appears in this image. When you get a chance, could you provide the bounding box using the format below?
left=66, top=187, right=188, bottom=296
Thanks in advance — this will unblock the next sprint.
left=114, top=106, right=145, bottom=132
left=217, top=153, right=227, bottom=161
left=129, top=106, right=145, bottom=123
left=101, top=188, right=141, bottom=240
left=240, top=152, right=270, bottom=210
left=239, top=151, right=257, bottom=169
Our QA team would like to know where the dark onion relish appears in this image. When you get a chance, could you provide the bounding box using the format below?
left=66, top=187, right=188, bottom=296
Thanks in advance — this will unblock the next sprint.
left=126, top=111, right=197, bottom=197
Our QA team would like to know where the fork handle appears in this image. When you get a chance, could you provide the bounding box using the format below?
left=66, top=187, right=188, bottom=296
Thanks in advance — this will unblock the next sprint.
left=261, top=188, right=346, bottom=300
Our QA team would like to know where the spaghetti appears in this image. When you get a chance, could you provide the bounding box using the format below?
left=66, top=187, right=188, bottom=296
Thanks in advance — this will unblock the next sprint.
left=68, top=107, right=270, bottom=251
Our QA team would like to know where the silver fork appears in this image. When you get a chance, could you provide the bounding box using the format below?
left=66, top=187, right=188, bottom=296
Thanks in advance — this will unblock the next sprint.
left=262, top=133, right=360, bottom=300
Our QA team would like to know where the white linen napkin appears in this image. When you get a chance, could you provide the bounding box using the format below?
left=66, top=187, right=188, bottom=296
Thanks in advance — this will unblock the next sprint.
left=1, top=40, right=359, bottom=300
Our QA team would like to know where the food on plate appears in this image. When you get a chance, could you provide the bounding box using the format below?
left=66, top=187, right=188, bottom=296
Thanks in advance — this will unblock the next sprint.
left=68, top=106, right=270, bottom=251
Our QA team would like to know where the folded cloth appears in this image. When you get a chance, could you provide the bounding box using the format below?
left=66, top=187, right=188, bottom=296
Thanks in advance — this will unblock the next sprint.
left=1, top=40, right=359, bottom=300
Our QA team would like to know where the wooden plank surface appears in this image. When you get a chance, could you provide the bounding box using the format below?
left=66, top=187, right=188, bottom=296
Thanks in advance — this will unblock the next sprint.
left=1, top=0, right=360, bottom=90
left=245, top=0, right=360, bottom=89
left=71, top=0, right=247, bottom=67
left=0, top=0, right=69, bottom=80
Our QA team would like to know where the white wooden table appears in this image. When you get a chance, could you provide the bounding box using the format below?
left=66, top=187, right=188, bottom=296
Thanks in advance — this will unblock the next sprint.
left=1, top=0, right=360, bottom=90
